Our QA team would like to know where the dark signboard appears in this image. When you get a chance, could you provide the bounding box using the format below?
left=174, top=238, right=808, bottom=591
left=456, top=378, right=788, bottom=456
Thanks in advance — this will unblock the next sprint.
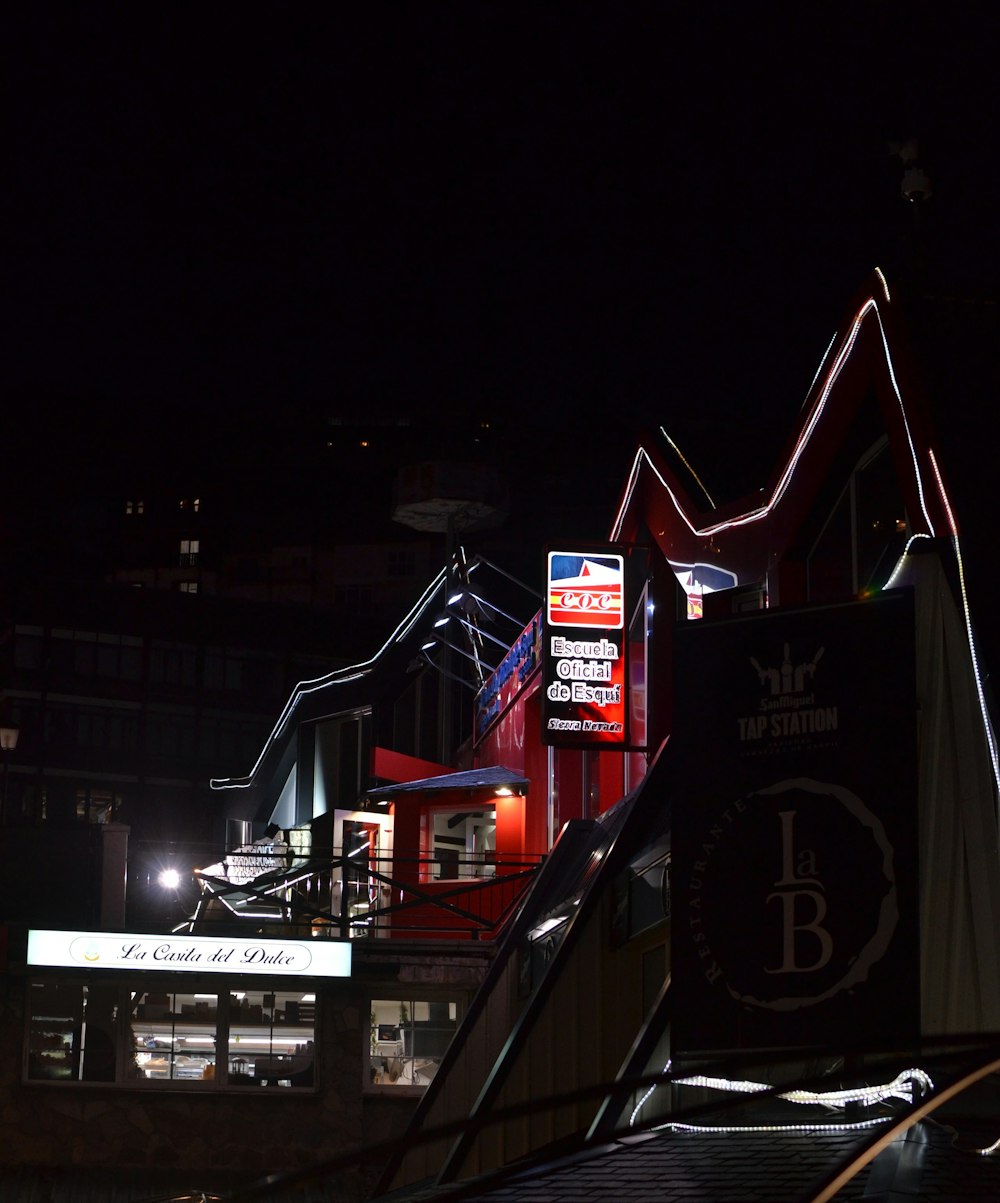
left=542, top=549, right=627, bottom=747
left=671, top=591, right=919, bottom=1059
left=474, top=613, right=542, bottom=744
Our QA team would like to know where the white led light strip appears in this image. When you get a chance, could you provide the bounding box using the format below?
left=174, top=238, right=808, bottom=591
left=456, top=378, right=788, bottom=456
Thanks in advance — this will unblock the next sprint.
left=611, top=287, right=936, bottom=546
left=672, top=1067, right=932, bottom=1107
left=629, top=1063, right=933, bottom=1128
left=211, top=566, right=450, bottom=789
left=661, top=1116, right=892, bottom=1135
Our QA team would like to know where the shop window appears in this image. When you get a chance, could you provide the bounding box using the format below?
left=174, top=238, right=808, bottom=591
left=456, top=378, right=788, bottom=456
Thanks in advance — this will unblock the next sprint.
left=226, top=989, right=315, bottom=1087
left=27, top=982, right=119, bottom=1082
left=26, top=982, right=317, bottom=1091
left=368, top=997, right=460, bottom=1089
left=130, top=989, right=220, bottom=1082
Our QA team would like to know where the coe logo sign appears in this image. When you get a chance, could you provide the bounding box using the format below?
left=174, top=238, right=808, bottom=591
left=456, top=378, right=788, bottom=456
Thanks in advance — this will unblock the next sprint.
left=543, top=549, right=627, bottom=748
left=547, top=552, right=625, bottom=629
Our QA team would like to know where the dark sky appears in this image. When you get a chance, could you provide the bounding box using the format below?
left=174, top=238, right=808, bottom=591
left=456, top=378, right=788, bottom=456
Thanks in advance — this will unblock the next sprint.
left=8, top=5, right=1000, bottom=508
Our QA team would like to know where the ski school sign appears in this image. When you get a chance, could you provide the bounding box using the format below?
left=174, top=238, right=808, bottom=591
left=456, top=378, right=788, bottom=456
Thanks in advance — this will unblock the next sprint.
left=542, top=548, right=627, bottom=748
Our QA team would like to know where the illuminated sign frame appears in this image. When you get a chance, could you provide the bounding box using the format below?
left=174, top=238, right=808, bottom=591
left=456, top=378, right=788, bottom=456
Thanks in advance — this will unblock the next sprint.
left=542, top=547, right=628, bottom=748
left=27, top=929, right=352, bottom=978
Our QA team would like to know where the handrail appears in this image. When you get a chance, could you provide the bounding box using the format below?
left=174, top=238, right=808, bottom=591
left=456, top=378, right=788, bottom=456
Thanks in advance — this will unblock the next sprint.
left=137, top=1037, right=1000, bottom=1203
left=182, top=852, right=543, bottom=940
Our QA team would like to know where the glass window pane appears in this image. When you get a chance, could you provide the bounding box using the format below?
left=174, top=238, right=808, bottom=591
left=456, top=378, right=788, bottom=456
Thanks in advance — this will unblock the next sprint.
left=368, top=997, right=458, bottom=1088
left=27, top=982, right=83, bottom=1081
left=229, top=990, right=315, bottom=1088
left=129, top=990, right=219, bottom=1083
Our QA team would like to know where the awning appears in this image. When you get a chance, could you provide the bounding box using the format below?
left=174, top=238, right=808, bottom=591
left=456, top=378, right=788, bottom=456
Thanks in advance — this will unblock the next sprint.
left=364, top=765, right=529, bottom=802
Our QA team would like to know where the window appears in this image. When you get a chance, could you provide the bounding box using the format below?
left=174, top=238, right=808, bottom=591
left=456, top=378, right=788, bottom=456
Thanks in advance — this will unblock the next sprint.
left=338, top=585, right=373, bottom=610
left=45, top=704, right=138, bottom=753
left=144, top=708, right=196, bottom=758
left=75, top=788, right=123, bottom=825
left=149, top=641, right=197, bottom=686
left=26, top=982, right=317, bottom=1091
left=204, top=648, right=244, bottom=691
left=368, top=997, right=460, bottom=1089
left=49, top=630, right=142, bottom=680
left=387, top=548, right=415, bottom=577
left=178, top=581, right=198, bottom=594
left=179, top=539, right=200, bottom=567
left=14, top=626, right=44, bottom=670
left=425, top=808, right=496, bottom=880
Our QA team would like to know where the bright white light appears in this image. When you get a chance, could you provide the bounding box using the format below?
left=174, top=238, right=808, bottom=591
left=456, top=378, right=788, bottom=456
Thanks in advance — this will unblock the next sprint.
left=159, top=869, right=181, bottom=890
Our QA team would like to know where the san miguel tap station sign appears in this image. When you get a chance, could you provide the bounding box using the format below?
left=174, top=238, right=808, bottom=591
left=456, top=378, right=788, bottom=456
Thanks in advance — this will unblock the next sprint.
left=27, top=929, right=352, bottom=978
left=670, top=592, right=920, bottom=1058
left=542, top=549, right=627, bottom=747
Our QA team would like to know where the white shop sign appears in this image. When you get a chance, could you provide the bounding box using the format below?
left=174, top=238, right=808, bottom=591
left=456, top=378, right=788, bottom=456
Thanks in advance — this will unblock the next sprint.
left=27, top=929, right=351, bottom=978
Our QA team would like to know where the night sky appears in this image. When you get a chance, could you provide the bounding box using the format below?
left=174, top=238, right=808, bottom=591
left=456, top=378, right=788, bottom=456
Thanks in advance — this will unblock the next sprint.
left=8, top=6, right=999, bottom=514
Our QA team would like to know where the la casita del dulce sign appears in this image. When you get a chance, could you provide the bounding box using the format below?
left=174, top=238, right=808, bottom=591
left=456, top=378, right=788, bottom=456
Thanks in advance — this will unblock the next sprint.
left=27, top=929, right=352, bottom=978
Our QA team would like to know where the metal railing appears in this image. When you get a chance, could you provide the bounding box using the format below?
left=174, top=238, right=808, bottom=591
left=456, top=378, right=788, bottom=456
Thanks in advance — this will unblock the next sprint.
left=125, top=1036, right=1000, bottom=1203
left=180, top=852, right=543, bottom=941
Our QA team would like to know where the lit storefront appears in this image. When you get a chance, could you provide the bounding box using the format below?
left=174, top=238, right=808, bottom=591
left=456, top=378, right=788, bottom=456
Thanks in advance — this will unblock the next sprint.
left=24, top=929, right=349, bottom=1091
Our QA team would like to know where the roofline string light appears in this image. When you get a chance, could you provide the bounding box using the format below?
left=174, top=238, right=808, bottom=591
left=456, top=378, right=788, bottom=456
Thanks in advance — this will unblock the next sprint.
left=611, top=285, right=937, bottom=545
left=610, top=278, right=999, bottom=794
left=211, top=564, right=452, bottom=789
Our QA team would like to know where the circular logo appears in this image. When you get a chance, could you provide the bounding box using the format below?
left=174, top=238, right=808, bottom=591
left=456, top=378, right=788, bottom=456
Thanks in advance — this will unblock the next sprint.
left=687, top=777, right=898, bottom=1012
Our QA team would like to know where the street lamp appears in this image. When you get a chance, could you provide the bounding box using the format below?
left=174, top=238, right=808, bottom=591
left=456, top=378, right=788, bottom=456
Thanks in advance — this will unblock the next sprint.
left=0, top=726, right=20, bottom=824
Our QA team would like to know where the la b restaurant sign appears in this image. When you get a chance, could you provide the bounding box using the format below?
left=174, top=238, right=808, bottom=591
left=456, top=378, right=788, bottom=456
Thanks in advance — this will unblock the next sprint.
left=542, top=548, right=627, bottom=748
left=670, top=592, right=920, bottom=1058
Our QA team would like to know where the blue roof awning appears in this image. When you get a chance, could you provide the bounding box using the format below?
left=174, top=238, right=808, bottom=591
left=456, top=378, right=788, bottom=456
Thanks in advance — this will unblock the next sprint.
left=365, top=765, right=528, bottom=800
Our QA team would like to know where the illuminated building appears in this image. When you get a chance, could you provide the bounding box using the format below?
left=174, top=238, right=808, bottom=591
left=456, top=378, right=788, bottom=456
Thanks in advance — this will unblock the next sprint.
left=2, top=270, right=997, bottom=1199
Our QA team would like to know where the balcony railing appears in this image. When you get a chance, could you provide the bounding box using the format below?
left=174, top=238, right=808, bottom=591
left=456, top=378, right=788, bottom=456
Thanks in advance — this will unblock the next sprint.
left=181, top=852, right=543, bottom=941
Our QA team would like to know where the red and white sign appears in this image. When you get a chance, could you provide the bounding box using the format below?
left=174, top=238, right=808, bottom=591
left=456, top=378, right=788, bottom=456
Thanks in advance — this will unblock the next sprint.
left=543, top=549, right=628, bottom=748
left=547, top=552, right=625, bottom=629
